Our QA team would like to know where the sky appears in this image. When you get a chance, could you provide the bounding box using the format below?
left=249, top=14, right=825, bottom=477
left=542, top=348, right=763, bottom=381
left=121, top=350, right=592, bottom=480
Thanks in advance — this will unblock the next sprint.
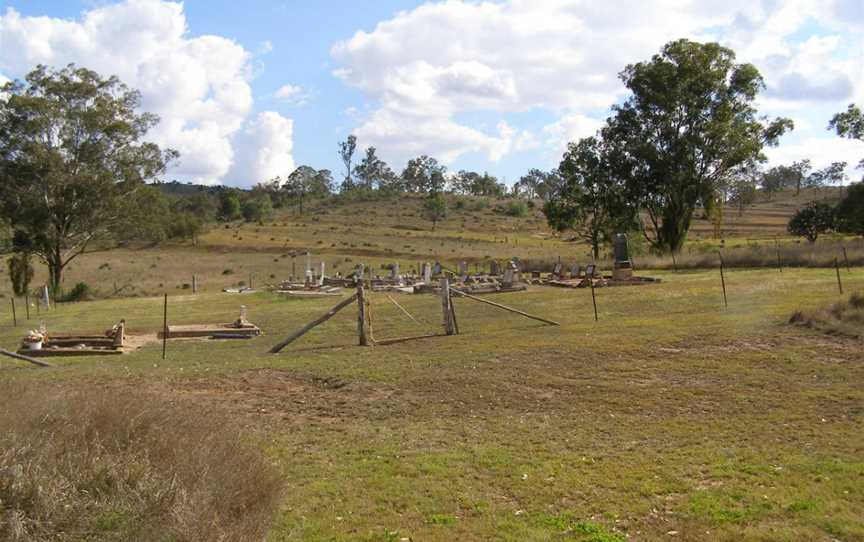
left=0, top=0, right=862, bottom=188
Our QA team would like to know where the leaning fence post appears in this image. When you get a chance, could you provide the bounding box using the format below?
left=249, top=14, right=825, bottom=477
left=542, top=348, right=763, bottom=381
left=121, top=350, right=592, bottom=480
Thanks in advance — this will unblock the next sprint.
left=25, top=294, right=30, bottom=320
left=842, top=247, right=850, bottom=272
left=718, top=251, right=728, bottom=308
left=589, top=271, right=599, bottom=322
left=834, top=258, right=843, bottom=295
left=11, top=298, right=17, bottom=327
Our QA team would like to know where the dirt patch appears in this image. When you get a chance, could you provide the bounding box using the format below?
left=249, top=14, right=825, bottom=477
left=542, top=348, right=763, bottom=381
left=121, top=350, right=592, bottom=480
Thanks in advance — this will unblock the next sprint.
left=123, top=333, right=159, bottom=351
left=174, top=369, right=399, bottom=423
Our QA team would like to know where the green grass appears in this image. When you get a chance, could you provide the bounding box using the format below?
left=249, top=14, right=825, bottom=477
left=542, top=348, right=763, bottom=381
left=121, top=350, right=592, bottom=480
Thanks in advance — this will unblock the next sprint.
left=1, top=265, right=862, bottom=540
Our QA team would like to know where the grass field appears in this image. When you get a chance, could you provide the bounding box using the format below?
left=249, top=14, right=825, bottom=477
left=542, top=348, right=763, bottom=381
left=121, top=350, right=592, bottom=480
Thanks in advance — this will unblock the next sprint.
left=2, top=265, right=862, bottom=540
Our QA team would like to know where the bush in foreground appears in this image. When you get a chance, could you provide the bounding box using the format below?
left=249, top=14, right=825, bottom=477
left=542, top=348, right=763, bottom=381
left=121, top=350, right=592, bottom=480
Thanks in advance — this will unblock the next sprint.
left=0, top=382, right=284, bottom=541
left=789, top=292, right=864, bottom=339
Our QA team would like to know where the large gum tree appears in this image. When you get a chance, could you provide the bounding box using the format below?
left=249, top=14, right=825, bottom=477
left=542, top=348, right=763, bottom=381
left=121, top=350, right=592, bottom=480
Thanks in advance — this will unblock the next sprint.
left=605, top=39, right=792, bottom=254
left=0, top=64, right=176, bottom=293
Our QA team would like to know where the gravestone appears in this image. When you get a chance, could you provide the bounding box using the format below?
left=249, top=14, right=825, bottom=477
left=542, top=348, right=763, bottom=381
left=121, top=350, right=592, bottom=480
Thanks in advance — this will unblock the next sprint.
left=612, top=233, right=633, bottom=280
left=390, top=263, right=400, bottom=280
left=458, top=260, right=468, bottom=277
left=490, top=260, right=501, bottom=276
left=502, top=268, right=514, bottom=287
left=319, top=262, right=326, bottom=286
left=586, top=264, right=596, bottom=278
left=552, top=262, right=563, bottom=278
left=570, top=264, right=581, bottom=278
left=432, top=261, right=442, bottom=275
left=422, top=262, right=432, bottom=285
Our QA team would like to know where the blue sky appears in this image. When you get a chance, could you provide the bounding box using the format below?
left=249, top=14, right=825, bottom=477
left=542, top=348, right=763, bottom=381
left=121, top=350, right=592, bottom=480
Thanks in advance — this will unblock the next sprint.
left=1, top=0, right=862, bottom=187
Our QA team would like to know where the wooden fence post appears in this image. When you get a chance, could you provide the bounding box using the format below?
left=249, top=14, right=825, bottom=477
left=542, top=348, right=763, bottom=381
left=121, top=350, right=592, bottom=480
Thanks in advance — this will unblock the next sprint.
left=718, top=252, right=728, bottom=308
left=269, top=294, right=358, bottom=353
left=25, top=294, right=30, bottom=320
left=11, top=298, right=16, bottom=327
left=776, top=242, right=782, bottom=273
left=589, top=273, right=598, bottom=322
left=357, top=282, right=371, bottom=346
left=192, top=274, right=197, bottom=293
left=162, top=293, right=168, bottom=360
left=842, top=247, right=850, bottom=272
left=440, top=278, right=456, bottom=335
left=835, top=258, right=843, bottom=295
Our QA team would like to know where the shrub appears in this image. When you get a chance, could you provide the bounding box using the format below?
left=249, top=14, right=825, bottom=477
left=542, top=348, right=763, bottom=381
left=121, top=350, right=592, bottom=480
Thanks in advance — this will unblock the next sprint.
left=788, top=201, right=835, bottom=242
left=499, top=199, right=528, bottom=217
left=468, top=198, right=490, bottom=212
left=835, top=182, right=864, bottom=235
left=57, top=281, right=93, bottom=302
left=789, top=292, right=864, bottom=339
left=7, top=251, right=34, bottom=296
left=0, top=381, right=284, bottom=541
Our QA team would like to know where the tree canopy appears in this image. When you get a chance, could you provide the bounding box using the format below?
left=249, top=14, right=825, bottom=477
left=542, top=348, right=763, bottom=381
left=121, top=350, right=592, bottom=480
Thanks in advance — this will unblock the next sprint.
left=543, top=137, right=635, bottom=259
left=604, top=39, right=792, bottom=253
left=0, top=64, right=176, bottom=292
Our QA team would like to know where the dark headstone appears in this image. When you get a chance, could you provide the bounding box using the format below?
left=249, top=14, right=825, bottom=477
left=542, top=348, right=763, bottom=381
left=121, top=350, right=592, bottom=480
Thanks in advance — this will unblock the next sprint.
left=613, top=234, right=630, bottom=264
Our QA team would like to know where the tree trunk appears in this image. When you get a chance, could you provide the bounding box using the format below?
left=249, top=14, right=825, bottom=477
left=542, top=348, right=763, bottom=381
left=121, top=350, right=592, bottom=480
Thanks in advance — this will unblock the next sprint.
left=658, top=203, right=693, bottom=254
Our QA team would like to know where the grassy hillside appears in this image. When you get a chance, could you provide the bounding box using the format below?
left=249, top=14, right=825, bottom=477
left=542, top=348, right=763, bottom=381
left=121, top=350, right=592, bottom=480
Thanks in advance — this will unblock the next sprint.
left=0, top=187, right=855, bottom=300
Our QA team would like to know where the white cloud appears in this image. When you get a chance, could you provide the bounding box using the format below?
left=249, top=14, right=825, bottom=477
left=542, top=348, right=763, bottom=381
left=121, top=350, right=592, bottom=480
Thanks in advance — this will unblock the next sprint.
left=225, top=112, right=295, bottom=187
left=0, top=0, right=294, bottom=187
left=258, top=39, right=273, bottom=54
left=353, top=108, right=515, bottom=164
left=274, top=83, right=311, bottom=106
left=542, top=113, right=604, bottom=156
left=765, top=136, right=864, bottom=181
left=332, top=0, right=864, bottom=169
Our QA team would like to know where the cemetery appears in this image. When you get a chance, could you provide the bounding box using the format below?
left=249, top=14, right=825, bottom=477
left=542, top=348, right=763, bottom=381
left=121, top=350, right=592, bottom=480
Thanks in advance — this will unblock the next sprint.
left=0, top=22, right=862, bottom=540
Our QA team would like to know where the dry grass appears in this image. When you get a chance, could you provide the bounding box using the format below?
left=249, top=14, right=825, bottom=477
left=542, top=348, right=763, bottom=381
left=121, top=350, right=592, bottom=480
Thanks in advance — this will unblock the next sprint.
left=0, top=380, right=284, bottom=541
left=789, top=291, right=864, bottom=339
left=636, top=237, right=864, bottom=270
